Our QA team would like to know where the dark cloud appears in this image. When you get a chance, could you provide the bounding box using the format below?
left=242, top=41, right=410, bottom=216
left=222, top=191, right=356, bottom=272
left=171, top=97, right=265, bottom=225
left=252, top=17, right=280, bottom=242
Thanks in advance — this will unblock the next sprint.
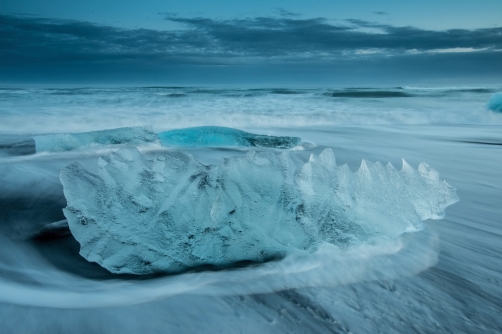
left=0, top=14, right=501, bottom=84
left=0, top=15, right=213, bottom=65
left=373, top=11, right=388, bottom=15
left=2, top=14, right=501, bottom=64
left=166, top=16, right=502, bottom=56
left=276, top=9, right=301, bottom=17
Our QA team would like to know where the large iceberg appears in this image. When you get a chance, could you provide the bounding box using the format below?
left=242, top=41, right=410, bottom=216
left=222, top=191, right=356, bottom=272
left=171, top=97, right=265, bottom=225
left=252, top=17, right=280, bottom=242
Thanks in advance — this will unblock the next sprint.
left=60, top=147, right=458, bottom=275
left=34, top=126, right=159, bottom=153
left=158, top=126, right=301, bottom=149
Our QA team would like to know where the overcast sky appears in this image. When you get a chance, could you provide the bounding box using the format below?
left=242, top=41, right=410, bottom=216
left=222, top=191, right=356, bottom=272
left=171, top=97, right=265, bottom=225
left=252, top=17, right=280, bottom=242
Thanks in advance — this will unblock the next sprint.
left=1, top=0, right=501, bottom=85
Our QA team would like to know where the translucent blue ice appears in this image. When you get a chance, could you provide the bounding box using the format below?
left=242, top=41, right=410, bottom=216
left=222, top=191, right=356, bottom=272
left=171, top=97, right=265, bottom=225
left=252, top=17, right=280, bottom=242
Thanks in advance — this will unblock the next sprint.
left=60, top=147, right=459, bottom=275
left=158, top=126, right=301, bottom=149
left=33, top=126, right=159, bottom=153
left=33, top=126, right=300, bottom=153
left=487, top=93, right=502, bottom=112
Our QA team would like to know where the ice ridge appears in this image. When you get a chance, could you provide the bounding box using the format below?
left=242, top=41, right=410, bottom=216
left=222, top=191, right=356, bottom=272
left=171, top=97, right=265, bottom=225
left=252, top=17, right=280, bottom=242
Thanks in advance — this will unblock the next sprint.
left=33, top=126, right=300, bottom=153
left=60, top=147, right=459, bottom=275
left=34, top=126, right=159, bottom=153
left=158, top=126, right=301, bottom=149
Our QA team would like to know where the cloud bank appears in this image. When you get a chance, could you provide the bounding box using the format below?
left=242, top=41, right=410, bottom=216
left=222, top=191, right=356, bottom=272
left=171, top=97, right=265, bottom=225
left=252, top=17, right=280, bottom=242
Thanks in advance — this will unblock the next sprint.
left=1, top=14, right=501, bottom=84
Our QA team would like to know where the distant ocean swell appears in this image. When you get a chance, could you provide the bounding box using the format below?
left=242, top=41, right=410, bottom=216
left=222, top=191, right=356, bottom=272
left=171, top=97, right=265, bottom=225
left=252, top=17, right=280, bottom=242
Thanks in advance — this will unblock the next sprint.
left=0, top=86, right=501, bottom=135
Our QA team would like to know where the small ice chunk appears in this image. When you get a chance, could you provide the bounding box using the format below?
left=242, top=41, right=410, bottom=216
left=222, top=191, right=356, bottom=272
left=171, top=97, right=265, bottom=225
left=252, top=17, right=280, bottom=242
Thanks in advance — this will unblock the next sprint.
left=487, top=93, right=502, bottom=112
left=60, top=147, right=459, bottom=275
left=34, top=220, right=71, bottom=239
left=158, top=126, right=301, bottom=149
left=34, top=126, right=160, bottom=153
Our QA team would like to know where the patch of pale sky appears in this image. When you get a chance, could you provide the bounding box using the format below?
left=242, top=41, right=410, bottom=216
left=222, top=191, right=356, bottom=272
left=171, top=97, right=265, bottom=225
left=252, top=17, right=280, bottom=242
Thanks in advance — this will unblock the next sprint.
left=406, top=48, right=494, bottom=55
left=431, top=47, right=489, bottom=53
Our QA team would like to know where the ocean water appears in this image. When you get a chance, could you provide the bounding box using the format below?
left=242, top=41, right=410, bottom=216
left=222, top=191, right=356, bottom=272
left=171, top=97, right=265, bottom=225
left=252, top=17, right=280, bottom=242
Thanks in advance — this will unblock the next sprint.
left=0, top=86, right=501, bottom=333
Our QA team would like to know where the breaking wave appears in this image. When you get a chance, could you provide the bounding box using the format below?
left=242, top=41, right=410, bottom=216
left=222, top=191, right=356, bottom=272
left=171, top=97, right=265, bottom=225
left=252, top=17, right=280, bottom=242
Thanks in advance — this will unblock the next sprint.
left=323, top=90, right=412, bottom=98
